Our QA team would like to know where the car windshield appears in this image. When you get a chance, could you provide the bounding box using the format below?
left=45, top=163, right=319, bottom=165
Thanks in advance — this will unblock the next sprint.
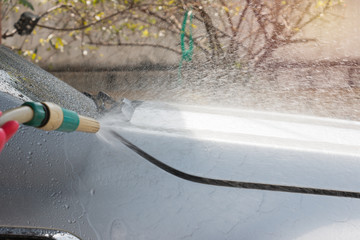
left=1, top=0, right=358, bottom=121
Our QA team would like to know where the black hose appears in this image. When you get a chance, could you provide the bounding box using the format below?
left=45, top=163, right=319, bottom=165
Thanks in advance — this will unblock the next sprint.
left=111, top=130, right=360, bottom=199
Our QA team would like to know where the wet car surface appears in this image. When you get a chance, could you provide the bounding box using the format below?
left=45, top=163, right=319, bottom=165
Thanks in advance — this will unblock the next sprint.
left=1, top=45, right=360, bottom=240
left=2, top=88, right=360, bottom=239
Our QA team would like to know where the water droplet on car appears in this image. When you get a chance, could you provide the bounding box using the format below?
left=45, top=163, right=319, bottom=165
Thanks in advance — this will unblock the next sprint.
left=90, top=189, right=95, bottom=196
left=67, top=219, right=76, bottom=224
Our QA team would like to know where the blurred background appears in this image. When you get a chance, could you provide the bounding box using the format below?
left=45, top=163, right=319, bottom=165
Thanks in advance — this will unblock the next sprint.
left=1, top=0, right=360, bottom=120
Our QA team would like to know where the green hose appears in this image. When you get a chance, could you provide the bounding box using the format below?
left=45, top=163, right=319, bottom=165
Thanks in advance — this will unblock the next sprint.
left=178, top=9, right=194, bottom=82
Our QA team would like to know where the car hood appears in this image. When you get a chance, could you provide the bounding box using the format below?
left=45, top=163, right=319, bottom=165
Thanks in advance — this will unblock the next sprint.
left=1, top=46, right=360, bottom=239
left=2, top=91, right=360, bottom=239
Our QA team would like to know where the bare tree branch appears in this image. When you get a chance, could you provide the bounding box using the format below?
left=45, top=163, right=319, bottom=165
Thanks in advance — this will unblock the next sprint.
left=281, top=38, right=317, bottom=45
left=227, top=1, right=250, bottom=57
left=86, top=41, right=182, bottom=55
left=2, top=29, right=17, bottom=40
left=219, top=0, right=234, bottom=34
left=235, top=2, right=250, bottom=35
left=37, top=8, right=130, bottom=31
left=297, top=0, right=331, bottom=30
left=137, top=7, right=211, bottom=56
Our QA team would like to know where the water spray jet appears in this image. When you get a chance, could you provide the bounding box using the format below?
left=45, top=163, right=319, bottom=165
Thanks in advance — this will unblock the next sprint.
left=0, top=102, right=99, bottom=133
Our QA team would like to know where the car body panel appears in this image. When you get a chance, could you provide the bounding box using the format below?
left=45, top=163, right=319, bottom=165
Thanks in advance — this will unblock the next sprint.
left=1, top=50, right=360, bottom=239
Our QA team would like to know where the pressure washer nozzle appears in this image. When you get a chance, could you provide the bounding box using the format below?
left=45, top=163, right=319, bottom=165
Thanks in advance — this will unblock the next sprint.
left=0, top=102, right=100, bottom=133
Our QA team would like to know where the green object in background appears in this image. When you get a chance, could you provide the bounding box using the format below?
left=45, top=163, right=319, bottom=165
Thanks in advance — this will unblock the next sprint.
left=180, top=10, right=194, bottom=62
left=178, top=9, right=194, bottom=82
